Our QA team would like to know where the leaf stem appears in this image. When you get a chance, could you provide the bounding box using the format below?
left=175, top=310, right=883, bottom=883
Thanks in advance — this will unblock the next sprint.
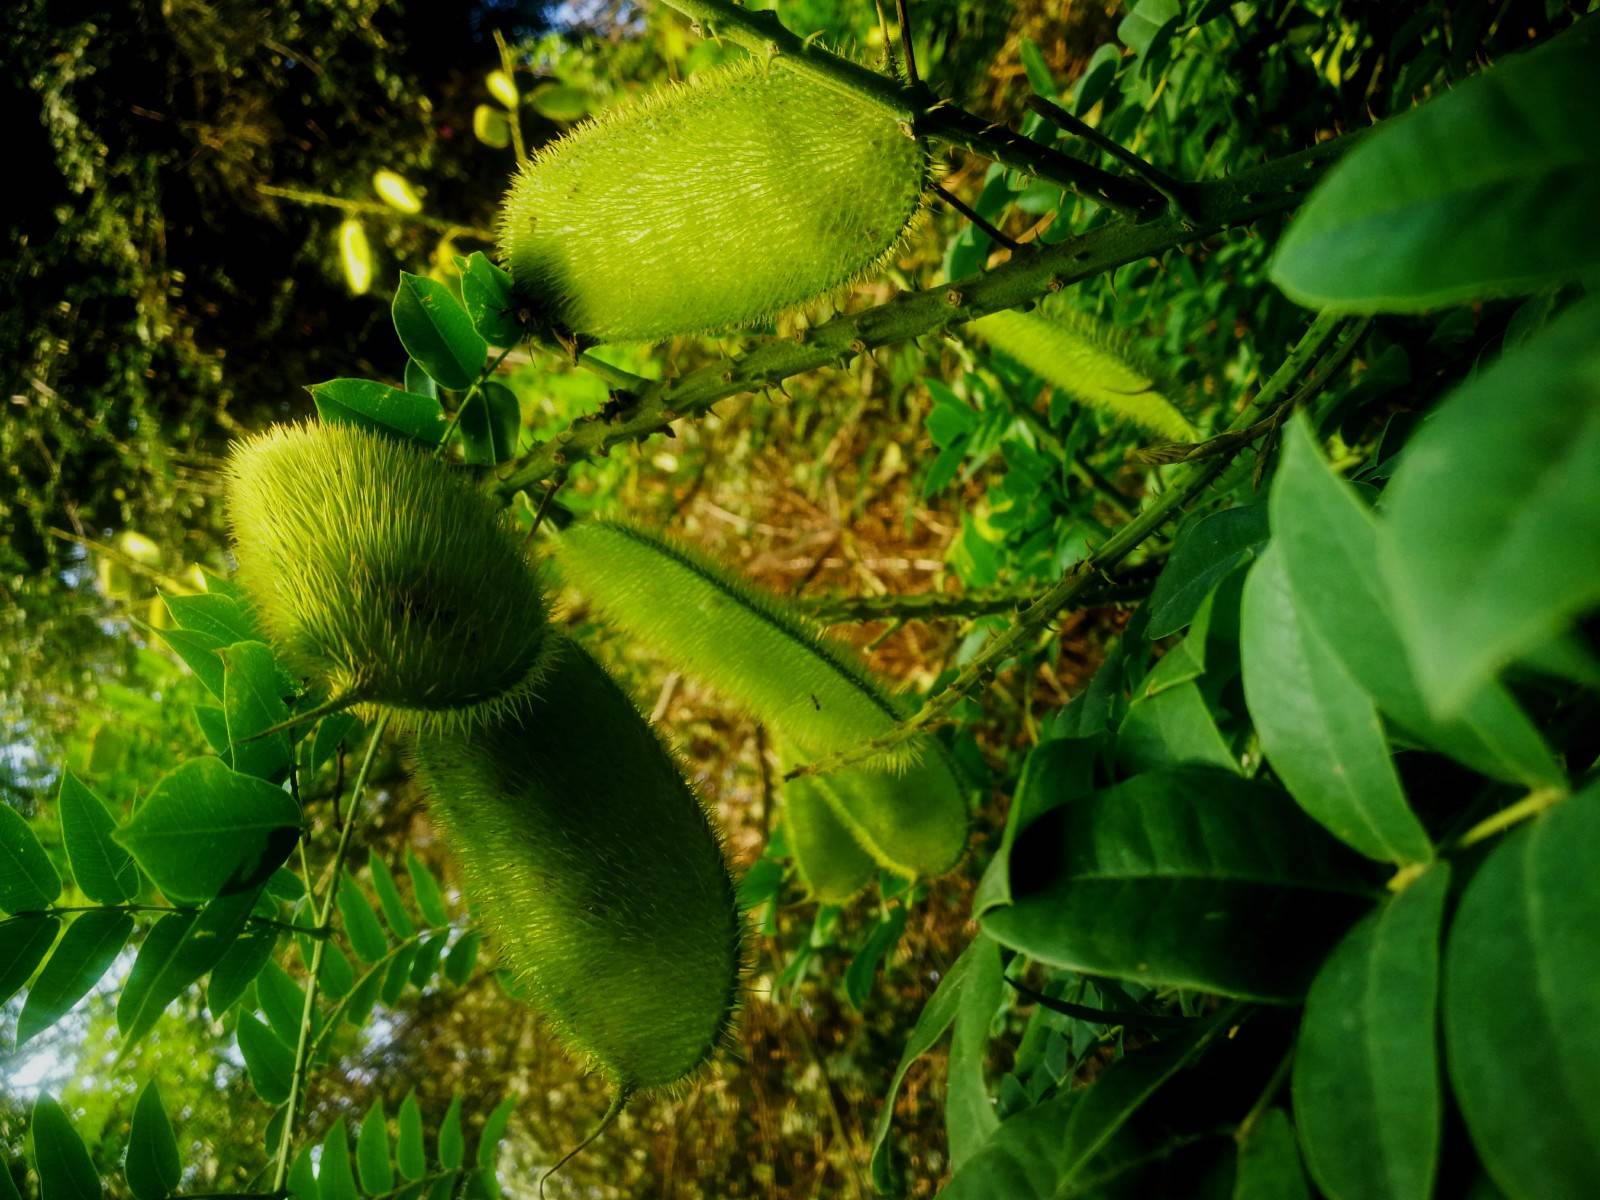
left=270, top=712, right=391, bottom=1194
left=1451, top=787, right=1566, bottom=851
left=255, top=184, right=494, bottom=240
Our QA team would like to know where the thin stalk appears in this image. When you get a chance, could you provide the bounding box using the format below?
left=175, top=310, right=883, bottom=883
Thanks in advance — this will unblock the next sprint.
left=1025, top=95, right=1196, bottom=218
left=1005, top=974, right=1196, bottom=1030
left=796, top=572, right=1153, bottom=622
left=495, top=134, right=1355, bottom=498
left=34, top=903, right=321, bottom=937
left=1451, top=787, right=1566, bottom=851
left=932, top=181, right=1024, bottom=253
left=785, top=312, right=1346, bottom=779
left=437, top=345, right=516, bottom=459
left=256, top=185, right=494, bottom=240
left=270, top=713, right=391, bottom=1194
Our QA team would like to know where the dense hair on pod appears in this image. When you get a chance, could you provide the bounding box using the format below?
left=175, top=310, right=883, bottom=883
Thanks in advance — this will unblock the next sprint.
left=782, top=776, right=876, bottom=904
left=224, top=421, right=550, bottom=727
left=552, top=520, right=968, bottom=877
left=967, top=299, right=1195, bottom=440
left=498, top=58, right=927, bottom=342
left=412, top=637, right=743, bottom=1092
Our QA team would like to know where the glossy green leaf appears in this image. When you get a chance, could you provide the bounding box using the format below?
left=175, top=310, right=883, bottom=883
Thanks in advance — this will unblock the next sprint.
left=367, top=857, right=416, bottom=940
left=309, top=378, right=447, bottom=447
left=406, top=850, right=449, bottom=926
left=30, top=1096, right=101, bottom=1200
left=940, top=1005, right=1237, bottom=1198
left=870, top=937, right=992, bottom=1192
left=162, top=592, right=260, bottom=644
left=1148, top=505, right=1269, bottom=638
left=1294, top=864, right=1449, bottom=1200
left=116, top=757, right=300, bottom=903
left=125, top=1081, right=181, bottom=1200
left=396, top=1092, right=426, bottom=1181
left=460, top=252, right=523, bottom=346
left=57, top=773, right=139, bottom=904
left=1381, top=296, right=1600, bottom=714
left=1, top=915, right=62, bottom=1006
left=1270, top=417, right=1561, bottom=788
left=404, top=359, right=438, bottom=399
left=307, top=712, right=360, bottom=778
left=0, top=803, right=61, bottom=914
left=982, top=768, right=1376, bottom=1001
left=357, top=1098, right=394, bottom=1195
left=17, top=910, right=133, bottom=1046
left=337, top=873, right=388, bottom=963
left=1445, top=785, right=1600, bottom=1198
left=1115, top=680, right=1239, bottom=775
left=1271, top=23, right=1600, bottom=312
left=320, top=1117, right=358, bottom=1200
left=438, top=1093, right=464, bottom=1170
left=458, top=381, right=520, bottom=466
left=1235, top=1110, right=1310, bottom=1200
left=206, top=925, right=276, bottom=1016
left=974, top=737, right=1102, bottom=919
left=392, top=273, right=485, bottom=391
left=948, top=936, right=1004, bottom=1171
left=444, top=931, right=479, bottom=986
left=1242, top=546, right=1432, bottom=865
left=193, top=704, right=231, bottom=758
left=151, top=626, right=226, bottom=699
left=222, top=641, right=292, bottom=781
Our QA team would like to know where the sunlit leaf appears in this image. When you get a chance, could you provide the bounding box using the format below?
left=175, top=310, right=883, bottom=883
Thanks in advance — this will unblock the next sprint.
left=406, top=850, right=449, bottom=927
left=17, top=910, right=133, bottom=1046
left=392, top=272, right=486, bottom=391
left=371, top=169, right=422, bottom=214
left=309, top=378, right=447, bottom=447
left=57, top=772, right=139, bottom=904
left=0, top=803, right=62, bottom=914
left=339, top=218, right=372, bottom=296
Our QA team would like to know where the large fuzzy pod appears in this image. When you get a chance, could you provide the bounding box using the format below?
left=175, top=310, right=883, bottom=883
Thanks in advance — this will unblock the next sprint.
left=552, top=520, right=968, bottom=878
left=968, top=300, right=1195, bottom=440
left=225, top=421, right=549, bottom=726
left=412, top=637, right=742, bottom=1092
left=499, top=59, right=927, bottom=342
left=782, top=776, right=876, bottom=904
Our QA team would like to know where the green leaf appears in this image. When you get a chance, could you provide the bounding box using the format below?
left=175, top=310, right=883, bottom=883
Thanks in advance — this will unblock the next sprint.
left=870, top=937, right=993, bottom=1192
left=406, top=851, right=449, bottom=926
left=438, top=1093, right=464, bottom=1170
left=396, top=1092, right=426, bottom=1182
left=30, top=1096, right=101, bottom=1200
left=162, top=592, right=260, bottom=644
left=319, top=943, right=355, bottom=999
left=1444, top=785, right=1600, bottom=1198
left=1, top=1157, right=21, bottom=1200
left=1241, top=546, right=1432, bottom=865
left=1235, top=1110, right=1310, bottom=1200
left=460, top=252, right=523, bottom=346
left=287, top=1147, right=318, bottom=1200
left=206, top=924, right=276, bottom=1017
left=409, top=933, right=446, bottom=988
left=1271, top=23, right=1600, bottom=312
left=309, top=378, right=447, bottom=447
left=982, top=768, right=1376, bottom=1001
left=404, top=359, right=438, bottom=400
left=975, top=737, right=1102, bottom=919
left=476, top=1096, right=516, bottom=1172
left=1115, top=680, right=1239, bottom=775
left=367, top=857, right=417, bottom=940
left=844, top=905, right=906, bottom=1011
left=1380, top=296, right=1600, bottom=715
left=1148, top=505, right=1269, bottom=639
left=948, top=936, right=1004, bottom=1171
left=151, top=626, right=226, bottom=699
left=1, top=916, right=62, bottom=1006
left=57, top=772, right=139, bottom=904
left=940, top=1005, right=1238, bottom=1199
left=308, top=713, right=361, bottom=778
left=256, top=959, right=309, bottom=1046
left=238, top=1013, right=294, bottom=1104
left=222, top=642, right=293, bottom=781
left=319, top=1117, right=358, bottom=1200
left=337, top=873, right=389, bottom=963
left=193, top=705, right=231, bottom=758
left=1270, top=416, right=1561, bottom=788
left=444, top=932, right=479, bottom=986
left=458, top=382, right=521, bottom=466
left=17, top=910, right=133, bottom=1046
left=357, top=1098, right=394, bottom=1195
left=392, top=273, right=486, bottom=391
left=382, top=944, right=418, bottom=1006
left=125, top=1081, right=181, bottom=1200
left=0, top=803, right=62, bottom=914
left=1294, top=864, right=1449, bottom=1200
left=116, top=757, right=301, bottom=903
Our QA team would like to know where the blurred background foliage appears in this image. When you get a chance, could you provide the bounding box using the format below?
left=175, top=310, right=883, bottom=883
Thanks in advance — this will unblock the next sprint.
left=2, top=0, right=1572, bottom=1195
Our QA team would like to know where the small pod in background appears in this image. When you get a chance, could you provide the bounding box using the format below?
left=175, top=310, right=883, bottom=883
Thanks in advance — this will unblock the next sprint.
left=412, top=636, right=743, bottom=1093
left=499, top=58, right=927, bottom=343
left=224, top=421, right=551, bottom=728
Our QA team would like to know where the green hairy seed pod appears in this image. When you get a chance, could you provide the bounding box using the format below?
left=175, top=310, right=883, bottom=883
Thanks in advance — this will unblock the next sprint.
left=783, top=776, right=876, bottom=904
left=968, top=300, right=1195, bottom=440
left=499, top=59, right=927, bottom=342
left=552, top=520, right=968, bottom=878
left=412, top=637, right=742, bottom=1092
left=225, top=421, right=549, bottom=726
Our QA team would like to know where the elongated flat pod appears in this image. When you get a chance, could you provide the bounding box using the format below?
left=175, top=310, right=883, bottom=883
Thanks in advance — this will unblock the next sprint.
left=412, top=637, right=742, bottom=1092
left=968, top=300, right=1194, bottom=440
left=552, top=520, right=968, bottom=877
left=225, top=421, right=550, bottom=728
left=783, top=776, right=876, bottom=904
left=499, top=58, right=927, bottom=342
